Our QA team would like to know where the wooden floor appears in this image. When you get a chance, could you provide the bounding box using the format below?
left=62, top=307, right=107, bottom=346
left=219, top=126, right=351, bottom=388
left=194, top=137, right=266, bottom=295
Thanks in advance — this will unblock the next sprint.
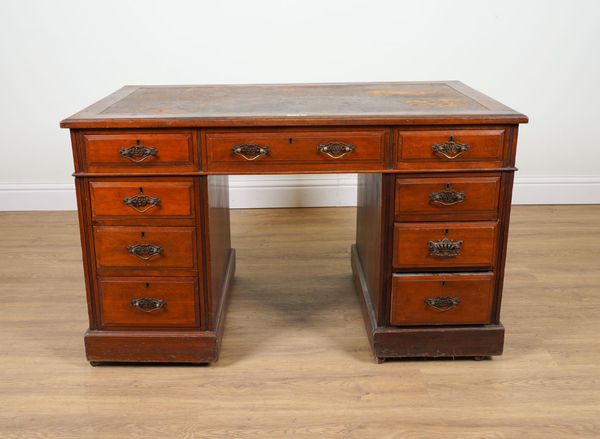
left=1, top=206, right=599, bottom=438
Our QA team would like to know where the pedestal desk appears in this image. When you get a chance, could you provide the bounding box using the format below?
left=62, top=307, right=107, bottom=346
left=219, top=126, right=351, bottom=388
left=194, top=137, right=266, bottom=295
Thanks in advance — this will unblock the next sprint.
left=60, top=82, right=528, bottom=364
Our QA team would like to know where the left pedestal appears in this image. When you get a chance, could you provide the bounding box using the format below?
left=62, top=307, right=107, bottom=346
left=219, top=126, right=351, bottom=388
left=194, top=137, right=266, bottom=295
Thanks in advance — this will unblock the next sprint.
left=71, top=129, right=233, bottom=364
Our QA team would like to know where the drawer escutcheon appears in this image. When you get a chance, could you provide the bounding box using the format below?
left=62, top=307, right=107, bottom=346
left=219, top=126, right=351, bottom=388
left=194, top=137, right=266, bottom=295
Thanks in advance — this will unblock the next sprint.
left=428, top=237, right=463, bottom=258
left=318, top=142, right=355, bottom=159
left=131, top=297, right=166, bottom=312
left=119, top=140, right=158, bottom=163
left=123, top=194, right=161, bottom=213
left=232, top=144, right=270, bottom=161
left=127, top=243, right=163, bottom=260
left=424, top=296, right=461, bottom=311
left=429, top=186, right=466, bottom=206
left=431, top=136, right=470, bottom=159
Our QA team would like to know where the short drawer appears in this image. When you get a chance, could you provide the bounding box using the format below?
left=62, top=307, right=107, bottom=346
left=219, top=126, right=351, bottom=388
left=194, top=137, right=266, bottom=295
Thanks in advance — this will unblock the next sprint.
left=390, top=272, right=494, bottom=326
left=98, top=277, right=199, bottom=328
left=396, top=129, right=506, bottom=170
left=205, top=129, right=386, bottom=171
left=81, top=130, right=197, bottom=173
left=395, top=175, right=501, bottom=221
left=393, top=222, right=497, bottom=270
left=93, top=226, right=197, bottom=270
left=90, top=180, right=195, bottom=219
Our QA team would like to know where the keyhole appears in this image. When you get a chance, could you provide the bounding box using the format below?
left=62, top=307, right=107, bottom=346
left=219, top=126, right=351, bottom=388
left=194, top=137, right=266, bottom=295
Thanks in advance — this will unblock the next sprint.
left=441, top=280, right=446, bottom=287
left=141, top=231, right=145, bottom=238
left=139, top=187, right=144, bottom=193
left=446, top=183, right=451, bottom=189
left=444, top=229, right=449, bottom=235
left=145, top=283, right=150, bottom=288
left=288, top=138, right=293, bottom=144
left=136, top=139, right=141, bottom=145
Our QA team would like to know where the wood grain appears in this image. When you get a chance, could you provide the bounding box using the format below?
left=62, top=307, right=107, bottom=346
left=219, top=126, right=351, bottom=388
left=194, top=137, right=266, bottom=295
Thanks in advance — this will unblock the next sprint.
left=80, top=129, right=198, bottom=173
left=93, top=225, right=197, bottom=272
left=394, top=174, right=501, bottom=221
left=89, top=179, right=195, bottom=219
left=204, top=128, right=386, bottom=172
left=392, top=221, right=498, bottom=270
left=396, top=128, right=506, bottom=170
left=97, top=277, right=199, bottom=328
left=390, top=272, right=495, bottom=325
left=1, top=206, right=598, bottom=438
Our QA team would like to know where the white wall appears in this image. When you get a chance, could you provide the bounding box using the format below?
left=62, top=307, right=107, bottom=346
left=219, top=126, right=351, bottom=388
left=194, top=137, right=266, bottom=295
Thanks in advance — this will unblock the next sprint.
left=1, top=0, right=599, bottom=209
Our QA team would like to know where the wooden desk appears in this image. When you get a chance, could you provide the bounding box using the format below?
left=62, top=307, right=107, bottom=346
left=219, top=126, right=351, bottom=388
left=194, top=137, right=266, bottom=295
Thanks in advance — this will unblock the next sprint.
left=61, top=82, right=528, bottom=364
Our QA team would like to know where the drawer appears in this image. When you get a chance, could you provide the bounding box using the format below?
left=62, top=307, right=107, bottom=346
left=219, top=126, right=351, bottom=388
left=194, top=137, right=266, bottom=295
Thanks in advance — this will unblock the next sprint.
left=98, top=277, right=199, bottom=328
left=205, top=129, right=386, bottom=171
left=390, top=272, right=494, bottom=326
left=81, top=130, right=197, bottom=173
left=393, top=222, right=497, bottom=270
left=395, top=129, right=506, bottom=170
left=90, top=180, right=195, bottom=219
left=93, top=226, right=196, bottom=270
left=395, top=175, right=501, bottom=221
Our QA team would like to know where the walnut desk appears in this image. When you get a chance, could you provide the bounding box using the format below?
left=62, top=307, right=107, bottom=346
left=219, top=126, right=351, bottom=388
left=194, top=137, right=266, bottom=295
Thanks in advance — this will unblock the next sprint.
left=61, top=82, right=528, bottom=364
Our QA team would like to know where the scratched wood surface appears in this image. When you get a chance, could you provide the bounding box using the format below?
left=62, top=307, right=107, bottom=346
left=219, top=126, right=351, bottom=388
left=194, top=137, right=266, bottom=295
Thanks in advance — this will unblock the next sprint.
left=1, top=206, right=599, bottom=438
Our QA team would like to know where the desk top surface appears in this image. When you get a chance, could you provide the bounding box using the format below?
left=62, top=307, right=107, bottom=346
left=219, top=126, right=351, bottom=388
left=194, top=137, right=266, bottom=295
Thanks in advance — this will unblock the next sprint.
left=61, top=81, right=527, bottom=128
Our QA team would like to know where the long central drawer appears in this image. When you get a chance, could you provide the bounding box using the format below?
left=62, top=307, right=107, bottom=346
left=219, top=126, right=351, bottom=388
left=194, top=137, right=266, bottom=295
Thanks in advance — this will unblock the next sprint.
left=204, top=129, right=387, bottom=172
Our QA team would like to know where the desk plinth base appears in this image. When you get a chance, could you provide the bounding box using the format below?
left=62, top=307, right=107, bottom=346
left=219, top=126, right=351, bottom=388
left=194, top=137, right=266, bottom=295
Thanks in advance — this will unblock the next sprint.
left=351, top=244, right=505, bottom=361
left=84, top=249, right=236, bottom=364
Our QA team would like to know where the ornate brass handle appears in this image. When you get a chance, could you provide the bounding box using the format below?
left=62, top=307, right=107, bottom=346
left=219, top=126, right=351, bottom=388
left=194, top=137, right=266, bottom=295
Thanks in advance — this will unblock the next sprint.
left=123, top=194, right=161, bottom=213
left=429, top=186, right=466, bottom=206
left=428, top=237, right=463, bottom=258
left=432, top=136, right=470, bottom=159
left=232, top=144, right=270, bottom=161
left=127, top=243, right=163, bottom=260
left=131, top=297, right=166, bottom=312
left=318, top=142, right=355, bottom=159
left=119, top=140, right=158, bottom=163
left=425, top=296, right=460, bottom=311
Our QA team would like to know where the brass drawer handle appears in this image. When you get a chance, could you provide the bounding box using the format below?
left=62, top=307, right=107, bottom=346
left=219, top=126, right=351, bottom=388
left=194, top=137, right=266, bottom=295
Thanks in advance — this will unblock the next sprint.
left=428, top=237, right=463, bottom=258
left=131, top=297, right=166, bottom=312
left=318, top=142, right=355, bottom=159
left=232, top=144, right=270, bottom=161
left=432, top=136, right=470, bottom=159
left=429, top=186, right=466, bottom=206
left=123, top=194, right=161, bottom=213
left=119, top=140, right=158, bottom=163
left=127, top=243, right=163, bottom=260
left=425, top=296, right=460, bottom=311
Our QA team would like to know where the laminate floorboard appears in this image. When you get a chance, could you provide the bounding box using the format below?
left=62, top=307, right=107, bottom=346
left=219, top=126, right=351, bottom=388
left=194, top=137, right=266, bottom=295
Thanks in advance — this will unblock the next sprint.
left=0, top=206, right=599, bottom=438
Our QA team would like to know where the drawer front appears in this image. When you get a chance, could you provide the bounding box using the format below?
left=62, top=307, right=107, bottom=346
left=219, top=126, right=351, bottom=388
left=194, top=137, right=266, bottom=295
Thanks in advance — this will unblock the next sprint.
left=396, top=129, right=506, bottom=170
left=81, top=130, right=197, bottom=173
left=390, top=273, right=494, bottom=325
left=90, top=180, right=195, bottom=219
left=205, top=129, right=386, bottom=171
left=393, top=222, right=497, bottom=269
left=395, top=175, right=501, bottom=221
left=94, top=226, right=196, bottom=270
left=98, top=277, right=199, bottom=328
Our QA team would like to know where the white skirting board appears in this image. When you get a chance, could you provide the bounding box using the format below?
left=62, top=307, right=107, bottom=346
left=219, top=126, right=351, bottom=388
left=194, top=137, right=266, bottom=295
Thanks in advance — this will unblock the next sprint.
left=0, top=175, right=599, bottom=211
